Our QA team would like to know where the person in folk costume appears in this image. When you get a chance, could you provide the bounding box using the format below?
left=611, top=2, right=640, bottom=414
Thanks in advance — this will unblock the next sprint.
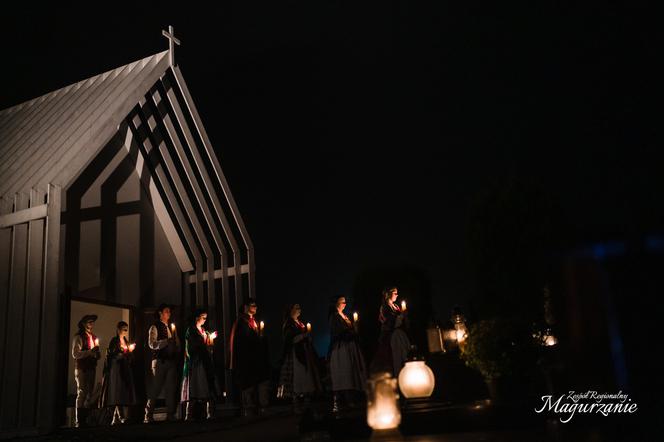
left=71, top=314, right=101, bottom=428
left=181, top=308, right=218, bottom=421
left=144, top=303, right=181, bottom=423
left=277, top=303, right=322, bottom=413
left=370, top=287, right=410, bottom=376
left=99, top=321, right=137, bottom=425
left=229, top=299, right=271, bottom=416
left=328, top=295, right=367, bottom=413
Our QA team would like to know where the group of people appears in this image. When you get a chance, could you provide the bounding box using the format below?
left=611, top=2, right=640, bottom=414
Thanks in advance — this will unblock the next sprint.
left=71, top=303, right=222, bottom=427
left=71, top=286, right=410, bottom=427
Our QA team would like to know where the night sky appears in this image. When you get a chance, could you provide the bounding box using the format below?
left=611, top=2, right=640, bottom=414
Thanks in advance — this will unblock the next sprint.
left=1, top=3, right=660, bottom=349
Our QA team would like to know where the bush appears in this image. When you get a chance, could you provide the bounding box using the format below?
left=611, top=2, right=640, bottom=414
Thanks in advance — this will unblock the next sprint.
left=460, top=318, right=536, bottom=380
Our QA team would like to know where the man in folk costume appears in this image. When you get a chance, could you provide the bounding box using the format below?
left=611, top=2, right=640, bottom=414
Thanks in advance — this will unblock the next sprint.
left=230, top=299, right=271, bottom=416
left=144, top=303, right=181, bottom=423
left=71, top=314, right=101, bottom=427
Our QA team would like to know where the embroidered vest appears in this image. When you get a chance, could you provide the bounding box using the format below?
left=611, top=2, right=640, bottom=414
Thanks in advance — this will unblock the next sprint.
left=75, top=331, right=97, bottom=371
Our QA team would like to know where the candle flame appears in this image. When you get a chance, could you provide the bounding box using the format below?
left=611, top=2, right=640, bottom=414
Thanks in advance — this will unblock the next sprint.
left=260, top=321, right=265, bottom=330
left=129, top=343, right=136, bottom=352
left=401, top=300, right=407, bottom=311
left=170, top=323, right=175, bottom=331
left=306, top=322, right=312, bottom=332
left=353, top=312, right=359, bottom=322
left=94, top=338, right=99, bottom=347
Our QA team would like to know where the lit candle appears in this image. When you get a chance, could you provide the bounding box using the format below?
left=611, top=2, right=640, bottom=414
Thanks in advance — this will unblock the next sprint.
left=306, top=322, right=312, bottom=332
left=209, top=331, right=218, bottom=344
left=129, top=343, right=136, bottom=352
left=94, top=338, right=100, bottom=348
left=353, top=312, right=359, bottom=322
left=170, top=323, right=176, bottom=332
left=401, top=300, right=407, bottom=312
left=259, top=321, right=265, bottom=336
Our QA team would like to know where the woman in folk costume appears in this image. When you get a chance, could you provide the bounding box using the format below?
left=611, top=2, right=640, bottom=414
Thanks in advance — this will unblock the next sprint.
left=370, top=287, right=410, bottom=376
left=277, top=303, right=322, bottom=413
left=180, top=308, right=218, bottom=420
left=229, top=299, right=271, bottom=416
left=328, top=295, right=367, bottom=412
left=99, top=321, right=137, bottom=425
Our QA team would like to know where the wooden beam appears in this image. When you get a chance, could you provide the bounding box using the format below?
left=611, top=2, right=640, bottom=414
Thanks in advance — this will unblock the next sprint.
left=19, top=188, right=46, bottom=428
left=120, top=127, right=193, bottom=272
left=1, top=193, right=29, bottom=429
left=37, top=184, right=61, bottom=430
left=151, top=88, right=224, bottom=309
left=172, top=67, right=256, bottom=300
left=187, top=264, right=250, bottom=283
left=0, top=204, right=47, bottom=229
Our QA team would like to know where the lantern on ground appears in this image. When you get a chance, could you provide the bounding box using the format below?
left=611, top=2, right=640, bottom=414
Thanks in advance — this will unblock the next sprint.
left=452, top=307, right=468, bottom=345
left=398, top=356, right=435, bottom=399
left=367, top=372, right=401, bottom=430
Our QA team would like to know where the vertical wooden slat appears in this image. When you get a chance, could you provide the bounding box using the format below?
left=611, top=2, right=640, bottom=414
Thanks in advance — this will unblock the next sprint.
left=19, top=189, right=46, bottom=428
left=1, top=193, right=29, bottom=429
left=0, top=197, right=14, bottom=420
left=36, top=184, right=61, bottom=431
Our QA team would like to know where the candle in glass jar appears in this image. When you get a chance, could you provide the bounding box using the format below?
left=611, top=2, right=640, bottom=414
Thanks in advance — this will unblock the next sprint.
left=306, top=322, right=312, bottom=332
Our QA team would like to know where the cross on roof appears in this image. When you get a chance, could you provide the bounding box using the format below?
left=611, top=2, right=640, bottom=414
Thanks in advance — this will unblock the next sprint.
left=162, top=25, right=181, bottom=67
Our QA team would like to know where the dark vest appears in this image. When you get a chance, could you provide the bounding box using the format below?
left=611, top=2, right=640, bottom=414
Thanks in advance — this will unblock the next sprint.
left=75, top=331, right=98, bottom=371
left=152, top=321, right=174, bottom=361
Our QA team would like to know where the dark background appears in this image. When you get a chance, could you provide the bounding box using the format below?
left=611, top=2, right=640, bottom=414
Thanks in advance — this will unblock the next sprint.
left=1, top=3, right=660, bottom=359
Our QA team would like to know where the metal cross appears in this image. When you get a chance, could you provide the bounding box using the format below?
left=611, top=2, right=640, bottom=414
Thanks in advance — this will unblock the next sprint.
left=162, top=25, right=181, bottom=67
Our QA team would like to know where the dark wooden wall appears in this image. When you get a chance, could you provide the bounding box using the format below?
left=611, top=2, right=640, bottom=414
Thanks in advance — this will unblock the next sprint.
left=0, top=185, right=61, bottom=436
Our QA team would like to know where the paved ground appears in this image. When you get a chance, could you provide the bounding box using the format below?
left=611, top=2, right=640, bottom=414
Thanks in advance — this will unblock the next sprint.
left=13, top=402, right=633, bottom=442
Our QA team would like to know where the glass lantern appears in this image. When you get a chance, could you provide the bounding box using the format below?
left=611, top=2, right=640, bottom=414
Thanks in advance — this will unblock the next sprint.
left=542, top=327, right=558, bottom=346
left=452, top=308, right=468, bottom=344
left=367, top=372, right=401, bottom=430
left=398, top=359, right=435, bottom=399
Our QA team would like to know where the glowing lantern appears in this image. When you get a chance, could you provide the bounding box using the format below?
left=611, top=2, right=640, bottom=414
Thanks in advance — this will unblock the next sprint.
left=398, top=359, right=435, bottom=399
left=367, top=372, right=401, bottom=430
left=452, top=309, right=468, bottom=344
left=542, top=328, right=557, bottom=346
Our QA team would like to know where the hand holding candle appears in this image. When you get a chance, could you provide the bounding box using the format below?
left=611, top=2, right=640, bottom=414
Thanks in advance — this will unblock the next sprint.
left=209, top=331, right=218, bottom=345
left=129, top=343, right=136, bottom=352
